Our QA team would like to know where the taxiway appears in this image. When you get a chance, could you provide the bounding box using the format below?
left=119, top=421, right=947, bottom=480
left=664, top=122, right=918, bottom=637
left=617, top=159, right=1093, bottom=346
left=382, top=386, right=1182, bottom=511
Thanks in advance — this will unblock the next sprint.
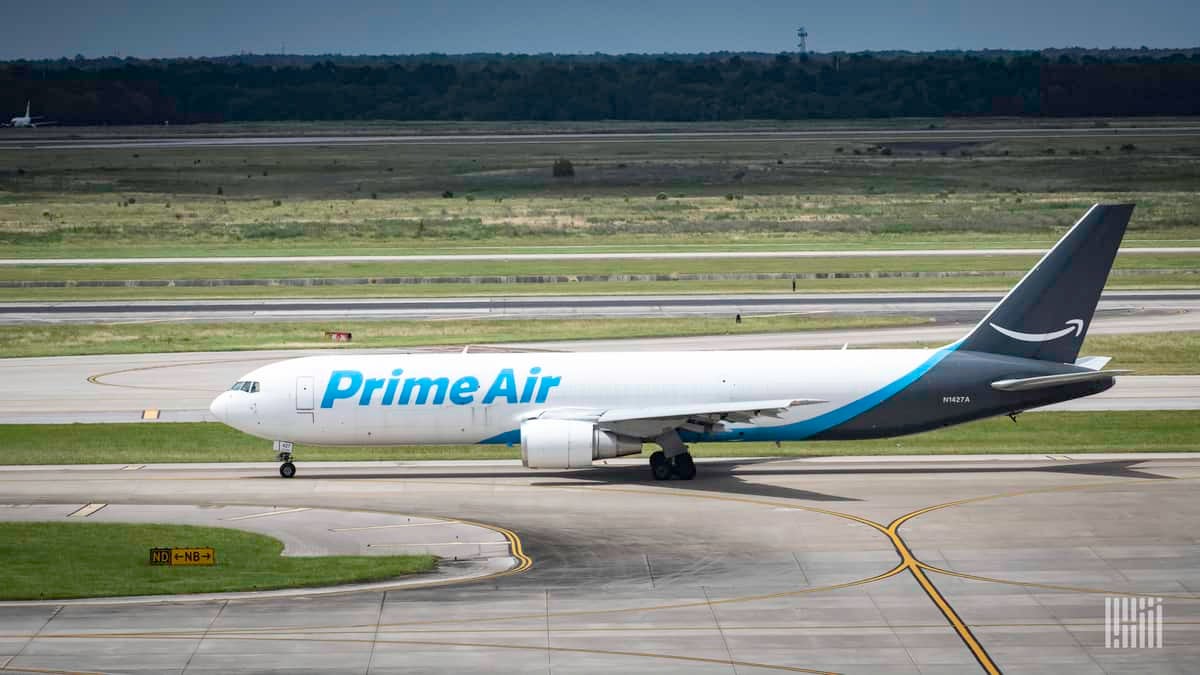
left=1, top=455, right=1198, bottom=673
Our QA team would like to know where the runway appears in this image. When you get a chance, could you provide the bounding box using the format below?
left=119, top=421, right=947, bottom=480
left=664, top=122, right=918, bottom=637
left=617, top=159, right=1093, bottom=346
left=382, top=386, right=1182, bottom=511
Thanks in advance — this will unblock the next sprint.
left=2, top=247, right=1197, bottom=266
left=4, top=290, right=1200, bottom=324
left=1, top=455, right=1198, bottom=673
left=2, top=313, right=1196, bottom=424
left=5, top=124, right=1200, bottom=150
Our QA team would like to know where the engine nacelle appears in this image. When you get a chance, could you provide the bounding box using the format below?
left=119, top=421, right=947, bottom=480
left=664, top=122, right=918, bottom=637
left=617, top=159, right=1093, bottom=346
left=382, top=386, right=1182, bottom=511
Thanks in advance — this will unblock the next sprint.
left=520, top=419, right=642, bottom=469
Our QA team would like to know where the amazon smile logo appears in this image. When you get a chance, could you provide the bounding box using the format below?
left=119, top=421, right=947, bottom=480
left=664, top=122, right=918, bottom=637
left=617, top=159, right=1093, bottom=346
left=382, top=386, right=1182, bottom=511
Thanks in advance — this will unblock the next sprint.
left=989, top=319, right=1084, bottom=343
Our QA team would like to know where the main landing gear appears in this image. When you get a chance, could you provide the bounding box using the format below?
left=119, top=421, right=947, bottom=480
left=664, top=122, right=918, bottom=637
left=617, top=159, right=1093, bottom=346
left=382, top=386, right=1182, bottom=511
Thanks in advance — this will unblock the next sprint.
left=649, top=430, right=696, bottom=481
left=275, top=441, right=296, bottom=478
left=649, top=451, right=696, bottom=481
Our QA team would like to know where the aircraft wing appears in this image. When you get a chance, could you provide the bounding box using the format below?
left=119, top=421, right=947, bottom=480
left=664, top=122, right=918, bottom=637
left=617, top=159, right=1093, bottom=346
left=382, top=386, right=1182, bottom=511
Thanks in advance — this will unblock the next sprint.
left=599, top=399, right=826, bottom=424
left=534, top=398, right=825, bottom=438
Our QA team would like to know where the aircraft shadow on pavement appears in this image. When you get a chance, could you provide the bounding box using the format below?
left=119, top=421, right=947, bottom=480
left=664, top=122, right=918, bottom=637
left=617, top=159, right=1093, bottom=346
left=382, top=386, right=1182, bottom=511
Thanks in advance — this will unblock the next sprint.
left=296, top=457, right=857, bottom=502
left=727, top=458, right=1174, bottom=481
left=293, top=458, right=1169, bottom=504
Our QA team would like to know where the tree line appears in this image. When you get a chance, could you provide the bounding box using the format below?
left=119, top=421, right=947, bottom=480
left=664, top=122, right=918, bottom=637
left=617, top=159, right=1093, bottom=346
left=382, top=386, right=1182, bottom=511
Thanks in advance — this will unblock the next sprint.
left=2, top=51, right=1198, bottom=125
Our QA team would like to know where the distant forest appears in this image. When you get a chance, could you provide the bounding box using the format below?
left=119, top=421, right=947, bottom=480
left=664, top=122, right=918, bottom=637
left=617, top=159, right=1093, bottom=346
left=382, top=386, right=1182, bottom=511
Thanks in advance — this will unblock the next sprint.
left=3, top=50, right=1199, bottom=124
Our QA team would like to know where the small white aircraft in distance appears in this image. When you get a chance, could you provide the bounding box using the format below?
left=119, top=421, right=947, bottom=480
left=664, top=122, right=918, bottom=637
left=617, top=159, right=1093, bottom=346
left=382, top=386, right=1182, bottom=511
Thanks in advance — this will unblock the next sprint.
left=5, top=102, right=54, bottom=128
left=211, top=204, right=1135, bottom=481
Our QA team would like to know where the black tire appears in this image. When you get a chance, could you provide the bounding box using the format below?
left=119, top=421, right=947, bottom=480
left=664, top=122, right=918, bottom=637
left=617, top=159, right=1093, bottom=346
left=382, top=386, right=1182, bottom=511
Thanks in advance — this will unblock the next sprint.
left=649, top=451, right=671, bottom=481
left=279, top=462, right=296, bottom=478
left=671, top=453, right=696, bottom=480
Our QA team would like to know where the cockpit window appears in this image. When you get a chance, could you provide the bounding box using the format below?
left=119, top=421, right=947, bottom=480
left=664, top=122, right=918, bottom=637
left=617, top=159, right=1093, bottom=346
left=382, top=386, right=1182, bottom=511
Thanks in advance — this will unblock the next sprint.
left=229, top=381, right=260, bottom=393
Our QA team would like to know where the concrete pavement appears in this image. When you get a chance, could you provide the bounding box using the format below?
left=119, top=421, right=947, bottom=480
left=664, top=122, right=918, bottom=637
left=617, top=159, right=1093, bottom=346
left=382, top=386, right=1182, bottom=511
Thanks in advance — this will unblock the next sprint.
left=1, top=455, right=1198, bottom=673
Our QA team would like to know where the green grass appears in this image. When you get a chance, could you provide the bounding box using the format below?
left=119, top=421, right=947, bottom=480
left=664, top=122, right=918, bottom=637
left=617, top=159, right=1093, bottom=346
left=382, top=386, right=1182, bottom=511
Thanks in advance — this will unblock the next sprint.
left=4, top=117, right=1199, bottom=263
left=3, top=252, right=1194, bottom=282
left=1077, top=333, right=1200, bottom=376
left=0, top=250, right=1193, bottom=303
left=0, top=314, right=930, bottom=358
left=2, top=227, right=1199, bottom=260
left=0, top=522, right=436, bottom=600
left=3, top=191, right=1200, bottom=260
left=0, top=412, right=1194, bottom=466
left=2, top=273, right=1195, bottom=302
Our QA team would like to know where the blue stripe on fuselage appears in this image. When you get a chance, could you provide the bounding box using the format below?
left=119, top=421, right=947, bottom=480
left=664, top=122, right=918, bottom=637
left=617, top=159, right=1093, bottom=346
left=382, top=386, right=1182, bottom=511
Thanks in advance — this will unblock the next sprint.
left=479, top=344, right=960, bottom=445
left=479, top=429, right=521, bottom=446
left=682, top=344, right=960, bottom=443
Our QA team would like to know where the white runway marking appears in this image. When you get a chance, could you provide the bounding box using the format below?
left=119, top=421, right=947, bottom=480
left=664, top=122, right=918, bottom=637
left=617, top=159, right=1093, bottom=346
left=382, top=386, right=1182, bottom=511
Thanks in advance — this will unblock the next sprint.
left=330, top=521, right=461, bottom=532
left=67, top=503, right=107, bottom=518
left=223, top=507, right=311, bottom=521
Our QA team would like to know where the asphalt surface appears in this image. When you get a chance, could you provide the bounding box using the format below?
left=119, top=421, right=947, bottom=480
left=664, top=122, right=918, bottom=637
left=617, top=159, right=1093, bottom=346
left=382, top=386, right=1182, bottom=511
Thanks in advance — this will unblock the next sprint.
left=2, top=313, right=1195, bottom=424
left=3, top=247, right=1197, bottom=266
left=1, top=455, right=1198, bottom=673
left=5, top=124, right=1200, bottom=150
left=4, top=290, right=1200, bottom=324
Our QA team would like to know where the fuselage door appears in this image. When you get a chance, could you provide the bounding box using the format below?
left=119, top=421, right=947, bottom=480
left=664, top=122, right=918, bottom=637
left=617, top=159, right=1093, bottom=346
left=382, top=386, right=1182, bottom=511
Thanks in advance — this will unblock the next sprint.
left=296, top=376, right=314, bottom=411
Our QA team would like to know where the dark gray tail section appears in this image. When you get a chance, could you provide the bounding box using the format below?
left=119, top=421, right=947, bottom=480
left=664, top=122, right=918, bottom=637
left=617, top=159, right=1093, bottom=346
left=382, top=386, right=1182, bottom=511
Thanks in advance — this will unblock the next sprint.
left=956, top=203, right=1134, bottom=363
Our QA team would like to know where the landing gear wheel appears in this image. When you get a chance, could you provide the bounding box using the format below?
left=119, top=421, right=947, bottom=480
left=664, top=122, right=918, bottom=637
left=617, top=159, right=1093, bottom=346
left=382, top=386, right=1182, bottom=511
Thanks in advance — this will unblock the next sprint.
left=671, top=453, right=696, bottom=480
left=279, top=462, right=296, bottom=479
left=649, top=451, right=671, bottom=481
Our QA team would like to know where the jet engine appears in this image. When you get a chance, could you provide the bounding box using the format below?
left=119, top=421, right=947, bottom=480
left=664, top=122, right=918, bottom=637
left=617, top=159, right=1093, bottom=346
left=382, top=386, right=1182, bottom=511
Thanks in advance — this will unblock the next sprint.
left=520, top=419, right=642, bottom=469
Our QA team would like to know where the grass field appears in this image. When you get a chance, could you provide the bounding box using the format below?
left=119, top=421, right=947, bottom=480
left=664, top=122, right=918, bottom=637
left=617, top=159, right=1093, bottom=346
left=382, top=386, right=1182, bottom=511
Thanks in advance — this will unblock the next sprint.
left=3, top=192, right=1200, bottom=261
left=2, top=247, right=1194, bottom=301
left=2, top=122, right=1196, bottom=304
left=5, top=251, right=1196, bottom=282
left=0, top=412, right=1194, bottom=466
left=0, top=522, right=435, bottom=600
left=0, top=314, right=931, bottom=358
left=3, top=120, right=1200, bottom=259
left=4, top=272, right=1196, bottom=302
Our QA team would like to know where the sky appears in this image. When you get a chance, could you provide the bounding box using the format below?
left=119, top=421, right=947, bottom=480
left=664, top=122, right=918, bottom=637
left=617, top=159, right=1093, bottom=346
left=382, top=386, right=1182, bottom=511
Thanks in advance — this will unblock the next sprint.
left=2, top=0, right=1197, bottom=60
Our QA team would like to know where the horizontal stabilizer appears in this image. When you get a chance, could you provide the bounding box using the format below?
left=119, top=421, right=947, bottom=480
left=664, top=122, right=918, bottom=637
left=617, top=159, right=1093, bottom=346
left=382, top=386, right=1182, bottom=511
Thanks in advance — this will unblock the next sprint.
left=991, top=370, right=1131, bottom=392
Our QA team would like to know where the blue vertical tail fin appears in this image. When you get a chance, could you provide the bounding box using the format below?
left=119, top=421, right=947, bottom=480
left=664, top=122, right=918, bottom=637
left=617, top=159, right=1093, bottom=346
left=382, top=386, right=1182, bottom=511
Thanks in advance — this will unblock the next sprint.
left=956, top=203, right=1134, bottom=363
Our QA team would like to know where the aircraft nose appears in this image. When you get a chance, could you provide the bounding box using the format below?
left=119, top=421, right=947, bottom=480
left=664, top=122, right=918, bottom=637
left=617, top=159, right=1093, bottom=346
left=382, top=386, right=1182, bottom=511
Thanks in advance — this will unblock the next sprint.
left=209, top=393, right=228, bottom=422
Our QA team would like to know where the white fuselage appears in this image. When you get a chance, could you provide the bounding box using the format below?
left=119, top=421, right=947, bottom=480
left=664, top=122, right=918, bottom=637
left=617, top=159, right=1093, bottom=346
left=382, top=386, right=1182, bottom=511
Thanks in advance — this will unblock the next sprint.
left=210, top=349, right=945, bottom=446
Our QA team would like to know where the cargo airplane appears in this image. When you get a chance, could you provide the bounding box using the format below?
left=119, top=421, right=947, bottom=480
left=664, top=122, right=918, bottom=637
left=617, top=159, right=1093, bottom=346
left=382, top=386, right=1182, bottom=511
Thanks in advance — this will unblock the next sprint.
left=210, top=204, right=1134, bottom=480
left=4, top=102, right=53, bottom=128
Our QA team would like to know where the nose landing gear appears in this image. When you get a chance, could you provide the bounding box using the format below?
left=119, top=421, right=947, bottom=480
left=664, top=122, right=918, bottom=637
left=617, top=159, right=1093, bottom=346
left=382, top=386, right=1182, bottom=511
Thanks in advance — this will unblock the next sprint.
left=274, top=441, right=296, bottom=478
